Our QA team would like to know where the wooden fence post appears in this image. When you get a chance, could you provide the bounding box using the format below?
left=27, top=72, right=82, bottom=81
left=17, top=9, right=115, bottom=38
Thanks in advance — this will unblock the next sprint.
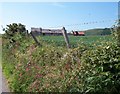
left=30, top=32, right=41, bottom=46
left=62, top=27, right=70, bottom=48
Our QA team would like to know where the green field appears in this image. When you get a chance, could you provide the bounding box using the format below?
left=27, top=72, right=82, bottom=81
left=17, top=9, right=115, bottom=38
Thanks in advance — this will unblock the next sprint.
left=37, top=35, right=113, bottom=47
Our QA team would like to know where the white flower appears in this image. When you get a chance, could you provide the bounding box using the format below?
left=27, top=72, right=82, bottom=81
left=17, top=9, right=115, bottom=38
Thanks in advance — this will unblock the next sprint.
left=106, top=46, right=110, bottom=49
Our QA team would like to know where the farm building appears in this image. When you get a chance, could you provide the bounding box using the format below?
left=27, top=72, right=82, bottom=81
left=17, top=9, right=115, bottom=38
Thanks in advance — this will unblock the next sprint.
left=31, top=27, right=63, bottom=36
left=72, top=31, right=85, bottom=36
left=31, top=28, right=42, bottom=36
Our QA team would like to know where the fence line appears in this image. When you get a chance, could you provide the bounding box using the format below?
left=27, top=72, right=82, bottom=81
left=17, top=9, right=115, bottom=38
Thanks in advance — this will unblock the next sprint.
left=30, top=32, right=41, bottom=46
left=31, top=27, right=71, bottom=49
left=62, top=27, right=70, bottom=48
left=47, top=19, right=118, bottom=28
left=30, top=19, right=119, bottom=48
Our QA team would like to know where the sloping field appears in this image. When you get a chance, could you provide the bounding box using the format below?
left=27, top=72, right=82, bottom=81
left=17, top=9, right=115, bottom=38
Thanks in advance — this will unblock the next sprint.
left=37, top=35, right=113, bottom=47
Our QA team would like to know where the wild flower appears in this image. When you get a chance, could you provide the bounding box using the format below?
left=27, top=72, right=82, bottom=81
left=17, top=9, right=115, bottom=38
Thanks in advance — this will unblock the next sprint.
left=26, top=68, right=29, bottom=72
left=35, top=73, right=43, bottom=78
left=35, top=65, right=40, bottom=70
left=19, top=73, right=22, bottom=77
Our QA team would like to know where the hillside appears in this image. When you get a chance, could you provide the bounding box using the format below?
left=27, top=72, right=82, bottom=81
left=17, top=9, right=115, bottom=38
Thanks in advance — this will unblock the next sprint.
left=84, top=28, right=111, bottom=36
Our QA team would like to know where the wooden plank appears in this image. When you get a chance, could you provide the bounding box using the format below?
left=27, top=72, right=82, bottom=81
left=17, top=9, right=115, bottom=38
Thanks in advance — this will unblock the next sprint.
left=62, top=27, right=70, bottom=48
left=30, top=32, right=41, bottom=46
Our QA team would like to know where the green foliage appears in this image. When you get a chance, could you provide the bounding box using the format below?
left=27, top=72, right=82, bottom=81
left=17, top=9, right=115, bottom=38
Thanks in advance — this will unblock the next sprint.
left=111, top=19, right=120, bottom=47
left=2, top=23, right=120, bottom=93
left=79, top=43, right=120, bottom=93
left=84, top=28, right=111, bottom=36
left=116, top=26, right=120, bottom=47
left=3, top=23, right=28, bottom=45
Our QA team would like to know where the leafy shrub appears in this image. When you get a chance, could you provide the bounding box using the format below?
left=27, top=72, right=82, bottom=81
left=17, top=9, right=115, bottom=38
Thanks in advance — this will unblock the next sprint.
left=116, top=26, right=120, bottom=47
left=79, top=42, right=120, bottom=93
left=2, top=23, right=29, bottom=47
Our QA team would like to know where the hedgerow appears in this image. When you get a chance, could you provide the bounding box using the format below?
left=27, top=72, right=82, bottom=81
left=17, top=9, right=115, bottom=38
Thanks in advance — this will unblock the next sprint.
left=2, top=23, right=120, bottom=93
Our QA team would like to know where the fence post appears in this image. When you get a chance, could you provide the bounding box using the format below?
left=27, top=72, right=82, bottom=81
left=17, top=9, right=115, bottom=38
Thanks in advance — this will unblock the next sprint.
left=62, top=27, right=70, bottom=48
left=30, top=32, right=41, bottom=46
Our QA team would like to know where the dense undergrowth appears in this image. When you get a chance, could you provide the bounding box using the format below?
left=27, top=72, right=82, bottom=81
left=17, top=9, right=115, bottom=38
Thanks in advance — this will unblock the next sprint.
left=2, top=23, right=120, bottom=93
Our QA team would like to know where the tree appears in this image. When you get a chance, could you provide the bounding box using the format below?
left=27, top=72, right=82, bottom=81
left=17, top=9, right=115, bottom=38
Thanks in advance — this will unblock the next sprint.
left=3, top=23, right=28, bottom=44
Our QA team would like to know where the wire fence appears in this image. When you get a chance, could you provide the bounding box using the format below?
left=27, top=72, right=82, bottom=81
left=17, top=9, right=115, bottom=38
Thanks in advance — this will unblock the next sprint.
left=31, top=20, right=119, bottom=48
left=47, top=19, right=118, bottom=29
